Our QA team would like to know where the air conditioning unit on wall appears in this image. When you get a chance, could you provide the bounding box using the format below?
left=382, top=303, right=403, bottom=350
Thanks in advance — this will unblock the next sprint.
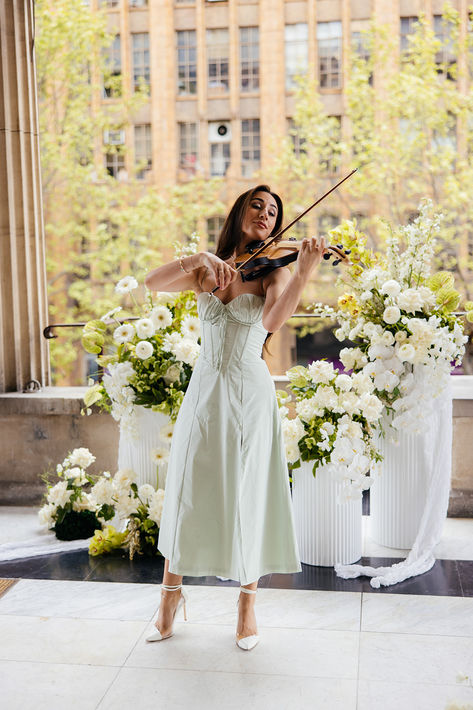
left=208, top=122, right=231, bottom=143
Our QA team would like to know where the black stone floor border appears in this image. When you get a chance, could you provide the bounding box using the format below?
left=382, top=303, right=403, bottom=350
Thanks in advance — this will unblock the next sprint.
left=0, top=550, right=470, bottom=597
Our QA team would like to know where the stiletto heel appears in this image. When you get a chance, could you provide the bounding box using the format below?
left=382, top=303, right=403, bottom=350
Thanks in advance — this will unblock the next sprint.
left=236, top=586, right=259, bottom=651
left=146, top=583, right=188, bottom=642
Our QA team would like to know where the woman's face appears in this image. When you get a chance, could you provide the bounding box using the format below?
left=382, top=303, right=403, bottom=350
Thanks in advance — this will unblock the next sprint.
left=240, top=191, right=278, bottom=246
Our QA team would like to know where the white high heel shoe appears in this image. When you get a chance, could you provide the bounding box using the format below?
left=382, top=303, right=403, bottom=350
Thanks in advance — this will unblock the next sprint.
left=146, top=583, right=188, bottom=642
left=236, top=586, right=259, bottom=651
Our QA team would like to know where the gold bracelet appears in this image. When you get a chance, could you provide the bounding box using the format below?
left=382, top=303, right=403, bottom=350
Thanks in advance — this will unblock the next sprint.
left=178, top=255, right=189, bottom=273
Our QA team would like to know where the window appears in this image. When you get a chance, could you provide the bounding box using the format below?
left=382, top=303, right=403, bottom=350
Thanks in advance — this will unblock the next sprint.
left=210, top=143, right=230, bottom=176
left=285, top=23, right=308, bottom=90
left=132, top=33, right=150, bottom=92
left=241, top=119, right=260, bottom=177
left=240, top=27, right=259, bottom=92
left=432, top=114, right=457, bottom=157
left=134, top=124, right=152, bottom=179
left=400, top=17, right=418, bottom=53
left=102, top=35, right=121, bottom=98
left=130, top=0, right=148, bottom=6
left=104, top=130, right=126, bottom=180
left=206, top=216, right=225, bottom=251
left=434, top=15, right=456, bottom=78
left=207, top=29, right=229, bottom=93
left=99, top=0, right=119, bottom=6
left=177, top=30, right=197, bottom=95
left=179, top=122, right=198, bottom=174
left=317, top=21, right=342, bottom=89
left=351, top=28, right=372, bottom=84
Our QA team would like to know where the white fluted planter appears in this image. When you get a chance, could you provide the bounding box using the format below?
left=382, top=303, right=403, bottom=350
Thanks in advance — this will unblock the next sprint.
left=291, top=461, right=362, bottom=566
left=370, top=387, right=452, bottom=550
left=117, top=406, right=170, bottom=489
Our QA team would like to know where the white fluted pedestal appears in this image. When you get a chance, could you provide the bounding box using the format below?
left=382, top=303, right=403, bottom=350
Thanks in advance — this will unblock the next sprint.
left=370, top=387, right=453, bottom=550
left=117, top=407, right=170, bottom=488
left=292, top=462, right=362, bottom=566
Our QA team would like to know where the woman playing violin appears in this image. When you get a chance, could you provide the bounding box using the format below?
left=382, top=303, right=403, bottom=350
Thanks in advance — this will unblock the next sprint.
left=144, top=184, right=327, bottom=651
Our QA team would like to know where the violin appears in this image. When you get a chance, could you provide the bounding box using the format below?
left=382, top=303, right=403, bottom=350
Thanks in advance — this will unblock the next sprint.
left=212, top=168, right=357, bottom=292
left=234, top=237, right=351, bottom=282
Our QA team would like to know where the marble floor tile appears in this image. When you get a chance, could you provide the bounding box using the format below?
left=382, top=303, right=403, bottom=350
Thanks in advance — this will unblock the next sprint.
left=179, top=586, right=361, bottom=631
left=361, top=593, right=473, bottom=636
left=458, top=560, right=473, bottom=597
left=357, top=679, right=473, bottom=710
left=127, top=622, right=359, bottom=680
left=97, top=666, right=358, bottom=710
left=0, top=578, right=161, bottom=621
left=359, top=631, right=473, bottom=686
left=0, top=548, right=100, bottom=581
left=0, top=614, right=146, bottom=666
left=0, top=659, right=118, bottom=710
left=0, top=506, right=41, bottom=544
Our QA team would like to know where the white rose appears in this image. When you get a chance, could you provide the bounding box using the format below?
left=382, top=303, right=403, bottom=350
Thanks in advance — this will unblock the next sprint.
left=115, top=275, right=138, bottom=294
left=395, top=331, right=408, bottom=344
left=339, top=347, right=367, bottom=371
left=138, top=484, right=155, bottom=504
left=68, top=448, right=96, bottom=469
left=90, top=477, right=115, bottom=505
left=135, top=340, right=154, bottom=360
left=135, top=318, right=155, bottom=339
left=285, top=442, right=301, bottom=464
left=397, top=343, right=416, bottom=362
left=47, top=481, right=73, bottom=508
left=113, top=324, right=135, bottom=344
left=151, top=306, right=173, bottom=330
left=351, top=372, right=374, bottom=395
left=380, top=279, right=401, bottom=298
left=338, top=391, right=360, bottom=416
left=383, top=306, right=401, bottom=325
left=113, top=468, right=137, bottom=489
left=38, top=503, right=56, bottom=528
left=335, top=374, right=352, bottom=392
left=397, top=288, right=424, bottom=314
left=148, top=489, right=166, bottom=526
left=163, top=363, right=181, bottom=385
left=307, top=360, right=335, bottom=385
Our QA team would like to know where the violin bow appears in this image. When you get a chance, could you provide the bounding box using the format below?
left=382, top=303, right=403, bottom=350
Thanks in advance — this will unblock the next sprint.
left=211, top=167, right=357, bottom=293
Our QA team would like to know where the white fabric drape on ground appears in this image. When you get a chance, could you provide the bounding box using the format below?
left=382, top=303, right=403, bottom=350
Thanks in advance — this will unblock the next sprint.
left=335, top=384, right=452, bottom=588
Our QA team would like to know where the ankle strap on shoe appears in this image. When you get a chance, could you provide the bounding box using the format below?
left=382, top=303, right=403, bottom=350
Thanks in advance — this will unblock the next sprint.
left=161, top=583, right=182, bottom=591
left=239, top=586, right=257, bottom=594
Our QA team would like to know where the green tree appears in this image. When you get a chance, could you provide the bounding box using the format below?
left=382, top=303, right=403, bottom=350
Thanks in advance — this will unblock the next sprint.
left=36, top=0, right=222, bottom=384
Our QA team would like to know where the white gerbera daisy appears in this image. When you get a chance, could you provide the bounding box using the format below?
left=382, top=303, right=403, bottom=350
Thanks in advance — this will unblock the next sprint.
left=159, top=421, right=175, bottom=443
left=182, top=315, right=200, bottom=341
left=113, top=323, right=135, bottom=344
left=115, top=276, right=138, bottom=294
left=151, top=306, right=173, bottom=330
left=150, top=447, right=169, bottom=467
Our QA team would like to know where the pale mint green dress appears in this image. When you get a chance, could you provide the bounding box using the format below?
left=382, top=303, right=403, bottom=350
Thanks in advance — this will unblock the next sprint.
left=157, top=291, right=302, bottom=584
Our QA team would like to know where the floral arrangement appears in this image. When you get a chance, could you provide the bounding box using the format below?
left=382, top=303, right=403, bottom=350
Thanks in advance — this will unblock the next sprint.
left=38, top=447, right=166, bottom=558
left=82, top=235, right=201, bottom=438
left=88, top=467, right=165, bottom=559
left=38, top=448, right=114, bottom=539
left=311, top=200, right=470, bottom=434
left=278, top=360, right=383, bottom=501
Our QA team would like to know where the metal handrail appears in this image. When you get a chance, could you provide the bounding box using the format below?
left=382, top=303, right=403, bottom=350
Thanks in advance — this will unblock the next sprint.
left=43, top=311, right=469, bottom=339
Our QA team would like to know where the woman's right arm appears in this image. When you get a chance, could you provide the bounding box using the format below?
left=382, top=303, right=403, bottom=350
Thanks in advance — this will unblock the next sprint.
left=144, top=252, right=237, bottom=292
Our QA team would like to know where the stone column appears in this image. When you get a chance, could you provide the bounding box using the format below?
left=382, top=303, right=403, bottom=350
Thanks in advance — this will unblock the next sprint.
left=0, top=0, right=50, bottom=392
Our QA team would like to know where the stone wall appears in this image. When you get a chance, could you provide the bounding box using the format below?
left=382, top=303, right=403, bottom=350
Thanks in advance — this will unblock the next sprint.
left=0, top=380, right=472, bottom=515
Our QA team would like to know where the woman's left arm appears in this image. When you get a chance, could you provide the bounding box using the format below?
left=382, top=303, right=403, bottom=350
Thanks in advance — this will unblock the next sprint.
left=262, top=236, right=326, bottom=332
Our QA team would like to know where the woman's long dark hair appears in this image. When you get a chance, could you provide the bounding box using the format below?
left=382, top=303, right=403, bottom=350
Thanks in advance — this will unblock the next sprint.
left=215, top=184, right=283, bottom=260
left=215, top=184, right=283, bottom=360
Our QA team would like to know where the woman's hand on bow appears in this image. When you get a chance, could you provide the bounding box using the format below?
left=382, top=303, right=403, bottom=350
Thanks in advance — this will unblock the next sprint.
left=294, top=236, right=327, bottom=282
left=200, top=252, right=238, bottom=291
